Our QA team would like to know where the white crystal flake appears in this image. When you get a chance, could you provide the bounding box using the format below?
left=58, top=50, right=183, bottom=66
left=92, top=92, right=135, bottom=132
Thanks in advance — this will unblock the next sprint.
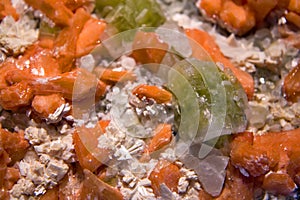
left=0, top=16, right=38, bottom=55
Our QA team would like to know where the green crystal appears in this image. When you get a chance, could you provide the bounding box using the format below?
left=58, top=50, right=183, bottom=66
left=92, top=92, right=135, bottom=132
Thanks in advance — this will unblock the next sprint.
left=167, top=58, right=248, bottom=146
left=95, top=0, right=165, bottom=32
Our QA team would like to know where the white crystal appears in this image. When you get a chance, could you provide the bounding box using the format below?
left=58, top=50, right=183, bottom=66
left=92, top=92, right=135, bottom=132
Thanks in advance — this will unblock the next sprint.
left=79, top=54, right=95, bottom=72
